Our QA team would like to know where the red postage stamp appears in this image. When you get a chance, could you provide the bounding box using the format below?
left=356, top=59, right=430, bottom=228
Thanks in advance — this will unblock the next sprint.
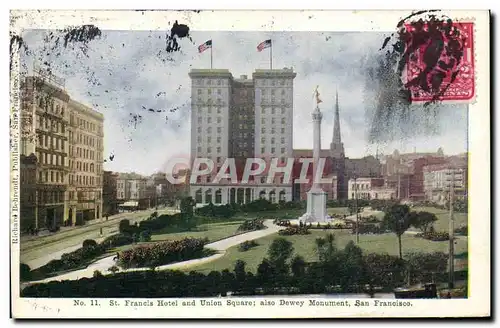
left=403, top=21, right=475, bottom=103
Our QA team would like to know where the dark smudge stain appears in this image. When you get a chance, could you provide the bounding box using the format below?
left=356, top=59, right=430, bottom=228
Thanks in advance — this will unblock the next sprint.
left=166, top=20, right=192, bottom=53
left=364, top=10, right=465, bottom=144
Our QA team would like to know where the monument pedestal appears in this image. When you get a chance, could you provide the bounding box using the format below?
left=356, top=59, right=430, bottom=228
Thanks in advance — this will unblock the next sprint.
left=299, top=187, right=328, bottom=223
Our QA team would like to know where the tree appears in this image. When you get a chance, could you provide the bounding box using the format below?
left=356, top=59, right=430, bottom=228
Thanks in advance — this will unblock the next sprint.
left=233, top=260, right=247, bottom=293
left=20, top=263, right=31, bottom=281
left=180, top=196, right=196, bottom=221
left=267, top=238, right=294, bottom=277
left=382, top=204, right=412, bottom=259
left=290, top=255, right=307, bottom=278
left=82, top=239, right=98, bottom=248
left=315, top=233, right=337, bottom=263
left=257, top=258, right=275, bottom=291
left=339, top=241, right=364, bottom=292
left=410, top=211, right=438, bottom=234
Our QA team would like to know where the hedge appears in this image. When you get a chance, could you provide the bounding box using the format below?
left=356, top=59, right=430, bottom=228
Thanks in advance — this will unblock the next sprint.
left=117, top=238, right=208, bottom=269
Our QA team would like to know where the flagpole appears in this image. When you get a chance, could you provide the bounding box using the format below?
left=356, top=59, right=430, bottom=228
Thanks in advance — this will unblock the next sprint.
left=270, top=40, right=272, bottom=70
left=210, top=46, right=213, bottom=69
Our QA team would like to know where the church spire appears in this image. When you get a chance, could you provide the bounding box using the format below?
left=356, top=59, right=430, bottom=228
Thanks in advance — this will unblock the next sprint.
left=333, top=89, right=341, bottom=144
left=330, top=89, right=344, bottom=159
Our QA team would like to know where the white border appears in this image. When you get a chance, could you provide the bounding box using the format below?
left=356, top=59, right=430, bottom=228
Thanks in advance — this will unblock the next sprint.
left=9, top=9, right=491, bottom=319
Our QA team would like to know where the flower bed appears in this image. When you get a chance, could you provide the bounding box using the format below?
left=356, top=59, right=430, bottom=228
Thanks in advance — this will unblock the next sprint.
left=237, top=219, right=265, bottom=232
left=117, top=237, right=209, bottom=269
left=415, top=231, right=450, bottom=241
left=278, top=226, right=310, bottom=236
left=238, top=240, right=259, bottom=252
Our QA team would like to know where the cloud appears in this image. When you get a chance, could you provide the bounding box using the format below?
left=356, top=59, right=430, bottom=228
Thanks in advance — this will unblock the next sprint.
left=20, top=30, right=468, bottom=175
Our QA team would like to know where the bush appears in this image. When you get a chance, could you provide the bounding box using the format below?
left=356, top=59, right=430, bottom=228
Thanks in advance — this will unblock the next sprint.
left=454, top=225, right=468, bottom=236
left=237, top=219, right=265, bottom=232
left=139, top=230, right=152, bottom=242
left=119, top=219, right=131, bottom=233
left=20, top=263, right=31, bottom=281
left=415, top=231, right=450, bottom=241
left=93, top=270, right=103, bottom=278
left=108, top=266, right=120, bottom=274
left=352, top=223, right=385, bottom=234
left=278, top=226, right=310, bottom=236
left=117, top=238, right=208, bottom=269
left=101, top=233, right=134, bottom=249
left=38, top=243, right=106, bottom=274
left=83, top=239, right=98, bottom=248
left=238, top=240, right=259, bottom=252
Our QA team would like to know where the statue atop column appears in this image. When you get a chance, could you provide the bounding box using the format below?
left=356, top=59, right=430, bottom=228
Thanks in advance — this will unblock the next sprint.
left=298, top=86, right=329, bottom=223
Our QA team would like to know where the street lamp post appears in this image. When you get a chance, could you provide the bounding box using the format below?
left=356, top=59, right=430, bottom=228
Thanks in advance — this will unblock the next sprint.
left=353, top=175, right=359, bottom=244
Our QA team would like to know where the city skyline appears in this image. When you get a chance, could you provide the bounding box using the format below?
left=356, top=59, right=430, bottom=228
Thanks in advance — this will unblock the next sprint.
left=20, top=30, right=468, bottom=175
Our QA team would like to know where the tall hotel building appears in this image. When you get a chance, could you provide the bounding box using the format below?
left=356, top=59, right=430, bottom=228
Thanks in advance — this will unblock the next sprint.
left=19, top=73, right=104, bottom=230
left=189, top=68, right=296, bottom=205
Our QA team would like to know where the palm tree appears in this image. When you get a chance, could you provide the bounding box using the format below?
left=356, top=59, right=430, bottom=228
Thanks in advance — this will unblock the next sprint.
left=382, top=204, right=412, bottom=259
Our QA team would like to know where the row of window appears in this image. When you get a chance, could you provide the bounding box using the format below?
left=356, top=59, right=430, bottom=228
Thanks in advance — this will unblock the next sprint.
left=69, top=174, right=100, bottom=186
left=195, top=105, right=222, bottom=114
left=68, top=190, right=101, bottom=201
left=37, top=96, right=65, bottom=117
left=192, top=79, right=225, bottom=86
left=262, top=127, right=287, bottom=135
left=195, top=175, right=288, bottom=184
left=260, top=147, right=287, bottom=155
left=69, top=131, right=102, bottom=149
left=261, top=117, right=287, bottom=125
left=262, top=107, right=287, bottom=115
left=70, top=115, right=102, bottom=134
left=192, top=78, right=291, bottom=87
left=39, top=190, right=65, bottom=204
left=37, top=134, right=65, bottom=151
left=197, top=136, right=222, bottom=144
left=37, top=115, right=65, bottom=134
left=197, top=146, right=223, bottom=154
left=69, top=146, right=98, bottom=161
left=197, top=126, right=222, bottom=134
left=260, top=136, right=287, bottom=144
left=37, top=151, right=65, bottom=167
left=197, top=116, right=222, bottom=124
left=38, top=170, right=65, bottom=184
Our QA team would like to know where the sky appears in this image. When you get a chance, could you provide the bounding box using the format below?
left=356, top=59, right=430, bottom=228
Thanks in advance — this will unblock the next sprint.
left=20, top=29, right=468, bottom=176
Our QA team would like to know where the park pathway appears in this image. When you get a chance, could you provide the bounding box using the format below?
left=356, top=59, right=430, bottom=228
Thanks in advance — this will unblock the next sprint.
left=30, top=220, right=281, bottom=284
left=22, top=208, right=180, bottom=269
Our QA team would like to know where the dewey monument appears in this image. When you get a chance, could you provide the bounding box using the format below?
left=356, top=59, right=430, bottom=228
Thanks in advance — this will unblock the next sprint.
left=298, top=86, right=328, bottom=223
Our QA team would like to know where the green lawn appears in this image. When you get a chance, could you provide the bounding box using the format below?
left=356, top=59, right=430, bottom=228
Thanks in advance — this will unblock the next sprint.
left=151, top=222, right=243, bottom=242
left=187, top=229, right=468, bottom=274
left=411, top=206, right=468, bottom=232
left=327, top=207, right=349, bottom=216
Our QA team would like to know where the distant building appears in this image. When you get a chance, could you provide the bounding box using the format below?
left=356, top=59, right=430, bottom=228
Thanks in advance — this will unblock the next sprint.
left=116, top=172, right=148, bottom=210
left=348, top=177, right=396, bottom=200
left=345, top=155, right=382, bottom=179
left=423, top=155, right=468, bottom=205
left=102, top=171, right=118, bottom=216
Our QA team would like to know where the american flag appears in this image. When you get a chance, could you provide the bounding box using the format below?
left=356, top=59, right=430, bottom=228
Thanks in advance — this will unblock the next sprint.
left=198, top=40, right=212, bottom=53
left=257, top=39, right=272, bottom=52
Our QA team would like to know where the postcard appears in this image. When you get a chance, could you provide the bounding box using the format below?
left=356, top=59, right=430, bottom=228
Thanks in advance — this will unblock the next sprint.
left=10, top=9, right=490, bottom=318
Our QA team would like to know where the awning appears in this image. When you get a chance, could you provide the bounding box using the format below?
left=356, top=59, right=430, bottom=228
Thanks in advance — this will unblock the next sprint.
left=119, top=201, right=139, bottom=207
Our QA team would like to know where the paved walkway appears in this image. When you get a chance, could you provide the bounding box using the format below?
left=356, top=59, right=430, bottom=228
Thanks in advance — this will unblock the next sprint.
left=31, top=220, right=281, bottom=284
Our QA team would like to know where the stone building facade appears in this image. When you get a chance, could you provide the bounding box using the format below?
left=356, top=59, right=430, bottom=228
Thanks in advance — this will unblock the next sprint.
left=67, top=99, right=104, bottom=224
left=188, top=68, right=296, bottom=205
left=19, top=75, right=104, bottom=229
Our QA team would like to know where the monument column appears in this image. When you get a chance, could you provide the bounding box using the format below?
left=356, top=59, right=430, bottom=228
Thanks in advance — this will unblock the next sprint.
left=312, top=106, right=323, bottom=190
